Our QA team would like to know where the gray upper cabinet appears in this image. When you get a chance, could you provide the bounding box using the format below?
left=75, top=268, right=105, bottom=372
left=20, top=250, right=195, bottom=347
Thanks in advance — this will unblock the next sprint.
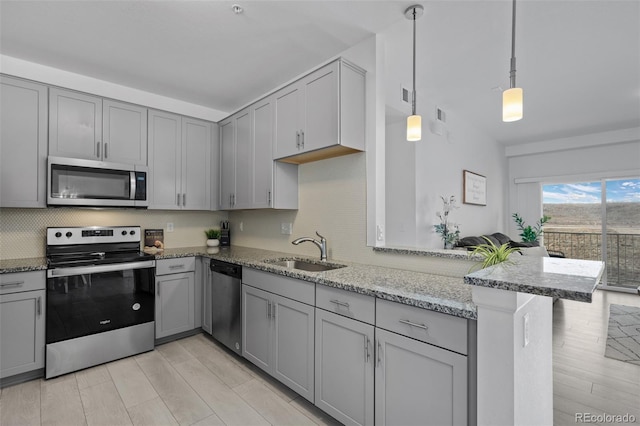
left=273, top=59, right=365, bottom=164
left=49, top=88, right=147, bottom=165
left=0, top=76, right=48, bottom=208
left=219, top=97, right=298, bottom=211
left=0, top=271, right=46, bottom=379
left=148, top=110, right=212, bottom=210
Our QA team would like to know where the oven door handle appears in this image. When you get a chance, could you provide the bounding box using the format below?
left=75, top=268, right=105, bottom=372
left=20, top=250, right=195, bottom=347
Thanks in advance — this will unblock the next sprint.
left=47, top=260, right=156, bottom=278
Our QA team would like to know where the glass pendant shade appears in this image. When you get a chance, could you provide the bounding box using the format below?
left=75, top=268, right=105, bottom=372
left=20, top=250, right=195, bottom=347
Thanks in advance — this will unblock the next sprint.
left=406, top=114, right=422, bottom=141
left=502, top=87, right=523, bottom=122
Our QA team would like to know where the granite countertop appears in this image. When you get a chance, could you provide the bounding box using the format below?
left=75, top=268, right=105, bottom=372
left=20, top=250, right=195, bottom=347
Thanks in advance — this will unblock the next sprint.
left=0, top=257, right=47, bottom=274
left=157, top=246, right=478, bottom=320
left=373, top=245, right=482, bottom=261
left=464, top=256, right=604, bottom=302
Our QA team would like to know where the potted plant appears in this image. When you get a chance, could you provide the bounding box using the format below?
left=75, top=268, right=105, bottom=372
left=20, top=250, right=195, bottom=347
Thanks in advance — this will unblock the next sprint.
left=434, top=195, right=460, bottom=249
left=512, top=213, right=551, bottom=244
left=469, top=236, right=521, bottom=271
left=205, top=228, right=221, bottom=247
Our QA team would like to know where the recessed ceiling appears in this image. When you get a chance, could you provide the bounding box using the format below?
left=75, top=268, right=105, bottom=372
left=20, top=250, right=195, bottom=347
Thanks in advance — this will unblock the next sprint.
left=1, top=1, right=638, bottom=146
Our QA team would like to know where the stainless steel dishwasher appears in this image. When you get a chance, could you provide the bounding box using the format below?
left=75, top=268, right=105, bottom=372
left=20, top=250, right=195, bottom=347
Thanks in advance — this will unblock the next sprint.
left=209, top=259, right=242, bottom=355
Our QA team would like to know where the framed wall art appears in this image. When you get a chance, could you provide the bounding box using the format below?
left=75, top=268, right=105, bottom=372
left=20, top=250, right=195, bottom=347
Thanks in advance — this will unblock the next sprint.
left=463, top=170, right=487, bottom=206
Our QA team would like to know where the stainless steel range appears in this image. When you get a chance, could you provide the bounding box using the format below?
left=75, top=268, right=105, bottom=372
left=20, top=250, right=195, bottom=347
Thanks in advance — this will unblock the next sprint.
left=45, top=226, right=155, bottom=379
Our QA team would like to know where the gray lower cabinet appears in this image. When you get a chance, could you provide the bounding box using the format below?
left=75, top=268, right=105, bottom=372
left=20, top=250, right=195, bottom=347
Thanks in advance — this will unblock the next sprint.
left=242, top=282, right=315, bottom=402
left=0, top=271, right=46, bottom=379
left=200, top=258, right=212, bottom=335
left=0, top=76, right=48, bottom=208
left=315, top=309, right=374, bottom=426
left=375, top=298, right=470, bottom=426
left=155, top=258, right=196, bottom=339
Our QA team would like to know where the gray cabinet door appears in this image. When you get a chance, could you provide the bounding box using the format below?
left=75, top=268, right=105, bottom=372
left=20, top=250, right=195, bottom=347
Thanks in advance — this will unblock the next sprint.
left=272, top=293, right=315, bottom=402
left=155, top=272, right=195, bottom=339
left=301, top=61, right=339, bottom=153
left=0, top=76, right=47, bottom=208
left=0, top=289, right=45, bottom=378
left=49, top=88, right=102, bottom=160
left=233, top=108, right=252, bottom=209
left=219, top=118, right=235, bottom=210
left=148, top=109, right=181, bottom=209
left=375, top=328, right=468, bottom=426
left=273, top=84, right=302, bottom=159
left=201, top=260, right=212, bottom=335
left=242, top=284, right=271, bottom=372
left=315, top=309, right=374, bottom=426
left=182, top=117, right=211, bottom=210
left=102, top=99, right=147, bottom=166
left=251, top=97, right=274, bottom=208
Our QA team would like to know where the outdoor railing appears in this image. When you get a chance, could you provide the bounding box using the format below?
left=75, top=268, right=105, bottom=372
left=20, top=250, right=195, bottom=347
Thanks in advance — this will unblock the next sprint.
left=544, top=231, right=639, bottom=289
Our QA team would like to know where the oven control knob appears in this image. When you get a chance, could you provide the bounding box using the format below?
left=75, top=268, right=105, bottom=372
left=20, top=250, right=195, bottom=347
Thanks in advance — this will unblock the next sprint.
left=130, top=230, right=136, bottom=236
left=65, top=232, right=72, bottom=238
left=55, top=232, right=62, bottom=238
left=121, top=230, right=127, bottom=236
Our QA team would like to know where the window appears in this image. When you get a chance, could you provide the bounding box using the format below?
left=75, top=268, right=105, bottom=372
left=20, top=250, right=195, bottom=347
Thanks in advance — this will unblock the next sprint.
left=543, top=178, right=640, bottom=291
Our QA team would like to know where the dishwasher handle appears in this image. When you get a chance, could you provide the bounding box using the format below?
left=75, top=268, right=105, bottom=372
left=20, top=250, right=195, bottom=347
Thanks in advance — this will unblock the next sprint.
left=210, top=260, right=242, bottom=279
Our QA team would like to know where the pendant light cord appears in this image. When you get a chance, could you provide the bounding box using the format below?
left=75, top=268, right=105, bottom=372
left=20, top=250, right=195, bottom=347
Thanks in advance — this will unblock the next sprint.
left=509, top=0, right=517, bottom=89
left=411, top=7, right=417, bottom=116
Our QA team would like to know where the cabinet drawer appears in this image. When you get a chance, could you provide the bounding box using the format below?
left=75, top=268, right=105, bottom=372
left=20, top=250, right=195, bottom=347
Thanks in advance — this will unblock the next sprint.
left=243, top=268, right=314, bottom=305
left=156, top=257, right=195, bottom=276
left=316, top=285, right=375, bottom=325
left=376, top=299, right=468, bottom=355
left=0, top=271, right=46, bottom=295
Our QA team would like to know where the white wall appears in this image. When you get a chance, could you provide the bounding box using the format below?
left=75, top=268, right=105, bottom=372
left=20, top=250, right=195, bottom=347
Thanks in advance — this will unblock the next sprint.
left=383, top=18, right=507, bottom=248
left=507, top=128, right=640, bottom=238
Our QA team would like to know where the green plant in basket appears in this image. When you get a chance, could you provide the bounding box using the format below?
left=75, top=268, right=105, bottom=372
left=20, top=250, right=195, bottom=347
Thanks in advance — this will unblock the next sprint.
left=205, top=228, right=221, bottom=239
left=512, top=213, right=550, bottom=243
left=469, top=236, right=520, bottom=271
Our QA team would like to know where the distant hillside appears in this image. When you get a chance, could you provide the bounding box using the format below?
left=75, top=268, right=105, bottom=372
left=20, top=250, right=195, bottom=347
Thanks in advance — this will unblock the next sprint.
left=543, top=203, right=639, bottom=233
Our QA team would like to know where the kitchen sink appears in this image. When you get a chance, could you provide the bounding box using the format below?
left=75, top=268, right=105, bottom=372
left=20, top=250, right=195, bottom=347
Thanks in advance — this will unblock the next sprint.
left=265, top=258, right=346, bottom=272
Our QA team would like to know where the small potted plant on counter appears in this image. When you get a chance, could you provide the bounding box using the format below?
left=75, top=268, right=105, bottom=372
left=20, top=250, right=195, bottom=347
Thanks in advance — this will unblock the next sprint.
left=205, top=228, right=221, bottom=247
left=469, top=236, right=521, bottom=271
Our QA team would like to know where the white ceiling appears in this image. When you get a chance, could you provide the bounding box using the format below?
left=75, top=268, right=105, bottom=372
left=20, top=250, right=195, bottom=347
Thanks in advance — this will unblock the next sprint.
left=1, top=0, right=639, bottom=146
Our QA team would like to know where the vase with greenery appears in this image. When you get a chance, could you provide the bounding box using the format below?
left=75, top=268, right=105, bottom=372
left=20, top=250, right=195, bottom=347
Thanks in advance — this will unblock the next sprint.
left=512, top=213, right=551, bottom=243
left=434, top=195, right=460, bottom=249
left=469, top=236, right=521, bottom=271
left=205, top=228, right=221, bottom=247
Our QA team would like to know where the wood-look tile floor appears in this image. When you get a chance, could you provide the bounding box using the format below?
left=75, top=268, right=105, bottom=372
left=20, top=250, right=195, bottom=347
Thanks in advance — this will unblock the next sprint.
left=0, top=333, right=340, bottom=426
left=1, top=289, right=639, bottom=426
left=553, top=289, right=640, bottom=425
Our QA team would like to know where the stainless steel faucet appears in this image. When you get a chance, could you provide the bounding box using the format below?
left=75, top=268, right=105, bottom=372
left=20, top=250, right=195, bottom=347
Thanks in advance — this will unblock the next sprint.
left=292, top=231, right=327, bottom=261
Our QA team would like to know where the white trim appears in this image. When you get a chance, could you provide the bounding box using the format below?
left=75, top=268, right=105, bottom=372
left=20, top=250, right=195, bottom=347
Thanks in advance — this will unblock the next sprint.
left=514, top=169, right=640, bottom=184
left=505, top=127, right=640, bottom=158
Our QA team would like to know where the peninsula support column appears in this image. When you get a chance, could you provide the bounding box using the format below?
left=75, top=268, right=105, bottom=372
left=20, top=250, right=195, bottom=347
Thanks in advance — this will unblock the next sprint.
left=472, top=286, right=553, bottom=426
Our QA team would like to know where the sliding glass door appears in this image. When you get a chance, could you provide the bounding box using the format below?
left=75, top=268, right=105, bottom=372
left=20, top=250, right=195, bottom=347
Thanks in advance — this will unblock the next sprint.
left=543, top=178, right=639, bottom=291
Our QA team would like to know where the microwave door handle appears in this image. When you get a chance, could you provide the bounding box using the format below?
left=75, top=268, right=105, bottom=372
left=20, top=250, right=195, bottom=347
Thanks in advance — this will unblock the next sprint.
left=130, top=171, right=136, bottom=200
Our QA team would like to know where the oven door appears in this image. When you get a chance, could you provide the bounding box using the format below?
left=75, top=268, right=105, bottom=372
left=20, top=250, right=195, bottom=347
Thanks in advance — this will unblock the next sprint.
left=46, top=260, right=155, bottom=344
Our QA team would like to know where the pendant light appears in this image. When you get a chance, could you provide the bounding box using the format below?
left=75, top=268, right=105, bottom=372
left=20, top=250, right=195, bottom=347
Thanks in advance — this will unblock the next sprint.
left=405, top=4, right=424, bottom=141
left=503, top=0, right=523, bottom=122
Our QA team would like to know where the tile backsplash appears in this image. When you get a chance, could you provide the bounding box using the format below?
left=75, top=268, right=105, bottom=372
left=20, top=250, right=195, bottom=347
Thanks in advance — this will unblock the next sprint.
left=0, top=208, right=227, bottom=259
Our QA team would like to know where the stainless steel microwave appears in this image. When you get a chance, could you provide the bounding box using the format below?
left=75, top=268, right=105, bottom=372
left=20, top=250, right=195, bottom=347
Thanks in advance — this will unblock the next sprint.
left=47, top=156, right=148, bottom=208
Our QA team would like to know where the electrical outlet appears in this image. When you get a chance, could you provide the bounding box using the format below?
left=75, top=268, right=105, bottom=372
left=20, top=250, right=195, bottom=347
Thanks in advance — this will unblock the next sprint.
left=376, top=225, right=384, bottom=241
left=281, top=223, right=293, bottom=235
left=167, top=223, right=174, bottom=232
left=239, top=222, right=243, bottom=232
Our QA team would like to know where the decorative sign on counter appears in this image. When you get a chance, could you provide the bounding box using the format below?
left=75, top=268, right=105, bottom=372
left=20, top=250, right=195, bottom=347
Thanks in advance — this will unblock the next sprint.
left=144, top=229, right=164, bottom=253
left=463, top=169, right=487, bottom=206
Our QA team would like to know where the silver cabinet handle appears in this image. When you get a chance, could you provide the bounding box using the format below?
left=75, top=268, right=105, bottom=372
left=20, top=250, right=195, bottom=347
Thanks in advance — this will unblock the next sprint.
left=168, top=264, right=185, bottom=270
left=157, top=283, right=160, bottom=296
left=96, top=142, right=101, bottom=158
left=182, top=193, right=186, bottom=207
left=377, top=340, right=382, bottom=367
left=296, top=131, right=300, bottom=148
left=267, top=190, right=271, bottom=206
left=300, top=130, right=304, bottom=149
left=177, top=193, right=182, bottom=206
left=271, top=302, right=276, bottom=319
left=330, top=299, right=350, bottom=309
left=233, top=193, right=236, bottom=207
left=104, top=142, right=108, bottom=158
left=37, top=296, right=42, bottom=316
left=267, top=301, right=271, bottom=318
left=399, top=319, right=429, bottom=331
left=364, top=336, right=371, bottom=363
left=0, top=280, right=24, bottom=288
